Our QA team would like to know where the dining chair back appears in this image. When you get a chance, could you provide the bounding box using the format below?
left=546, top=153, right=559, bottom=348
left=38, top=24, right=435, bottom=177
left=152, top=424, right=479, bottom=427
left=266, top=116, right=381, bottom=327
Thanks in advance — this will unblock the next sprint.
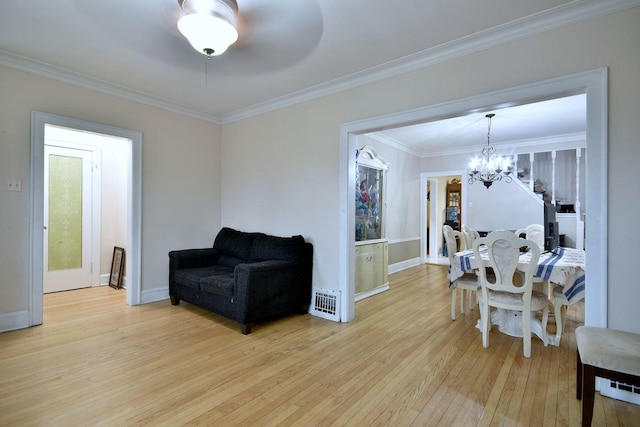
left=444, top=224, right=467, bottom=252
left=462, top=224, right=480, bottom=249
left=515, top=224, right=544, bottom=250
left=525, top=224, right=545, bottom=250
left=444, top=224, right=479, bottom=320
left=515, top=223, right=547, bottom=291
left=473, top=230, right=549, bottom=357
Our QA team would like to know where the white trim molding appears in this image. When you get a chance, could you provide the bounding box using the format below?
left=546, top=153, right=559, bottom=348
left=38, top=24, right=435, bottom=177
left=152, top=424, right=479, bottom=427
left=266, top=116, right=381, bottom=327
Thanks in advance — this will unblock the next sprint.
left=141, top=287, right=170, bottom=304
left=0, top=310, right=30, bottom=333
left=389, top=258, right=421, bottom=275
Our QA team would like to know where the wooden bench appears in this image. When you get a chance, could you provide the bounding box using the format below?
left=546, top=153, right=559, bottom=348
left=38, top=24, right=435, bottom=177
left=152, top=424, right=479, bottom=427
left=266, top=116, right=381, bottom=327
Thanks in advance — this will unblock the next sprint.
left=576, top=326, right=640, bottom=426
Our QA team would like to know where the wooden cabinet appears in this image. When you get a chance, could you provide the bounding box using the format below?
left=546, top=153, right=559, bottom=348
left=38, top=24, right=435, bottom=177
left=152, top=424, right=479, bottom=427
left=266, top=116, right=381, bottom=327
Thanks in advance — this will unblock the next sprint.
left=446, top=182, right=461, bottom=231
left=355, top=146, right=389, bottom=300
left=356, top=148, right=386, bottom=242
left=355, top=240, right=389, bottom=298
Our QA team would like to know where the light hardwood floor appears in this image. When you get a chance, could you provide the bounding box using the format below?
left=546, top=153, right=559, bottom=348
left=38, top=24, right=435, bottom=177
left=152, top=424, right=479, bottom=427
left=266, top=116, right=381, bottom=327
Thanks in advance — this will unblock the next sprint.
left=1, top=264, right=639, bottom=426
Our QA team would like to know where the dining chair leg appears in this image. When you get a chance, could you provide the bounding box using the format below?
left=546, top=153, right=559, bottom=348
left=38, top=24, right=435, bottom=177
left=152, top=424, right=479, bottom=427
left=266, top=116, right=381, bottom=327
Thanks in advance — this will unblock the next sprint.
left=461, top=290, right=467, bottom=315
left=480, top=302, right=490, bottom=348
left=541, top=306, right=549, bottom=347
left=554, top=300, right=566, bottom=343
left=451, top=288, right=457, bottom=320
left=522, top=311, right=531, bottom=358
left=466, top=290, right=475, bottom=312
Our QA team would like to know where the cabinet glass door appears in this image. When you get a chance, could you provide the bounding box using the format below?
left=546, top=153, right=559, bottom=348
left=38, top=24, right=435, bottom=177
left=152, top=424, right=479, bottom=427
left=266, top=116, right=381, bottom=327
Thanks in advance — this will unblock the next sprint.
left=356, top=164, right=383, bottom=241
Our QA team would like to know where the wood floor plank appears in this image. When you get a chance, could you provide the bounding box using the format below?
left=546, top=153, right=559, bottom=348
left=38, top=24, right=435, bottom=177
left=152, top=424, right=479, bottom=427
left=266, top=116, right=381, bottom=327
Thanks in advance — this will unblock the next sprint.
left=1, top=265, right=639, bottom=426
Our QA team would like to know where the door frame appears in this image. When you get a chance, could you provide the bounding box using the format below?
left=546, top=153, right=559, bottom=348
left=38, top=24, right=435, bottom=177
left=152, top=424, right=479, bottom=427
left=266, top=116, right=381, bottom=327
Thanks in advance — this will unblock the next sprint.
left=339, top=68, right=608, bottom=327
left=30, top=111, right=142, bottom=326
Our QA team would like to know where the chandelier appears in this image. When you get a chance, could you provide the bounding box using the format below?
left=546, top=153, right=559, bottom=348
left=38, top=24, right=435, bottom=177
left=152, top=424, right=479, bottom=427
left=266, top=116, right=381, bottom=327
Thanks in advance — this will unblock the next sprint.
left=177, top=0, right=239, bottom=57
left=468, top=113, right=513, bottom=189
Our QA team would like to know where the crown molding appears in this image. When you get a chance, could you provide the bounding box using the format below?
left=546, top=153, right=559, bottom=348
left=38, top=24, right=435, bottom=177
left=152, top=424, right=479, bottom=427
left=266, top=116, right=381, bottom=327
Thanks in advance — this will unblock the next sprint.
left=365, top=132, right=422, bottom=158
left=0, top=50, right=223, bottom=124
left=369, top=130, right=586, bottom=159
left=221, top=0, right=640, bottom=123
left=421, top=132, right=587, bottom=158
left=1, top=0, right=637, bottom=125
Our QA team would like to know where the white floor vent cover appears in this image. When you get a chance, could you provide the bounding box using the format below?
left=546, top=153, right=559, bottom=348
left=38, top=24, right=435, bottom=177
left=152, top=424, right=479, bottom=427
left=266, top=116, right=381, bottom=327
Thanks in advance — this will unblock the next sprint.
left=310, top=289, right=340, bottom=322
left=600, top=380, right=640, bottom=405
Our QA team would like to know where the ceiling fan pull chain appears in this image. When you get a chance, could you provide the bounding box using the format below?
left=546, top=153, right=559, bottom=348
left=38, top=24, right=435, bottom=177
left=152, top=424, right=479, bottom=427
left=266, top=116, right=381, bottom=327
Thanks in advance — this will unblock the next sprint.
left=204, top=47, right=215, bottom=88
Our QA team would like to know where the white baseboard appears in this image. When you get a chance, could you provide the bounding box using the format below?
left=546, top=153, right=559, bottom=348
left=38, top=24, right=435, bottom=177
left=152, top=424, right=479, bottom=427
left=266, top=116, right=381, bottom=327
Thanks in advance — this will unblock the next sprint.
left=389, top=257, right=421, bottom=274
left=100, top=273, right=128, bottom=289
left=0, top=310, right=30, bottom=333
left=355, top=284, right=390, bottom=302
left=141, top=286, right=169, bottom=304
left=99, top=273, right=110, bottom=286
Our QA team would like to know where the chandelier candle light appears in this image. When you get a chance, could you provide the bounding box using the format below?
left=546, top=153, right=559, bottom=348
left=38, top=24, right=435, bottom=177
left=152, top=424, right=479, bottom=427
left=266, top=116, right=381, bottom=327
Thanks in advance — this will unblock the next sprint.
left=468, top=113, right=513, bottom=189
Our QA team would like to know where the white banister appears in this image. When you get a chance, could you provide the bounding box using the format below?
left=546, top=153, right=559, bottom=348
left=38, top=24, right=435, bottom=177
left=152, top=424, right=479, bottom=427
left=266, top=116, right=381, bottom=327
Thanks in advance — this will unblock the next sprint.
left=575, top=148, right=584, bottom=249
left=551, top=150, right=557, bottom=205
left=529, top=152, right=535, bottom=192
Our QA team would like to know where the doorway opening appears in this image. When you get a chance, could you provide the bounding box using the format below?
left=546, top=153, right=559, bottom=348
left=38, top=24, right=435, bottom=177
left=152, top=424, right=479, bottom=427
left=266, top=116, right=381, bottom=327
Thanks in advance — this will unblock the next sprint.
left=30, top=112, right=142, bottom=326
left=422, top=172, right=465, bottom=265
left=43, top=125, right=129, bottom=294
left=339, top=69, right=607, bottom=327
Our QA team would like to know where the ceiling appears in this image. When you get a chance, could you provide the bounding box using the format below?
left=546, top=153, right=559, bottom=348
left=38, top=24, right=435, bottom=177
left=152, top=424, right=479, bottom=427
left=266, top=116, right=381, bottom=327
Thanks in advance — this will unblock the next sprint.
left=0, top=1, right=632, bottom=148
left=370, top=93, right=587, bottom=157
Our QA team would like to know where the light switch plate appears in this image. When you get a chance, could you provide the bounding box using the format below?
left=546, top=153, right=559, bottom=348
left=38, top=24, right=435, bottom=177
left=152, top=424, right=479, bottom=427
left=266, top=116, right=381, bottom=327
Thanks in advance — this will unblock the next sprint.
left=7, top=180, right=22, bottom=192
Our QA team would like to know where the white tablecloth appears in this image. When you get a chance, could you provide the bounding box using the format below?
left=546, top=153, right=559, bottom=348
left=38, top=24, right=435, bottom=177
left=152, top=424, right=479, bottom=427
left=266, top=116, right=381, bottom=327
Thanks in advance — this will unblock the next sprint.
left=449, top=247, right=585, bottom=304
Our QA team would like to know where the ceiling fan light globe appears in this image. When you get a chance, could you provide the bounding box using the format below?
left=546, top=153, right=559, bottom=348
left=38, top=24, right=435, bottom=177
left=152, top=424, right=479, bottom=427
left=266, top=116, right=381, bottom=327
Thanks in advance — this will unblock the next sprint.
left=177, top=13, right=238, bottom=56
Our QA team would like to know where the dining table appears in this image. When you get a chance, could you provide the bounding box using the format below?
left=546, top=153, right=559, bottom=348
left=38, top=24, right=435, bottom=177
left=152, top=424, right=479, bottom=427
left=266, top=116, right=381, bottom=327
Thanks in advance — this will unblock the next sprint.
left=449, top=246, right=586, bottom=347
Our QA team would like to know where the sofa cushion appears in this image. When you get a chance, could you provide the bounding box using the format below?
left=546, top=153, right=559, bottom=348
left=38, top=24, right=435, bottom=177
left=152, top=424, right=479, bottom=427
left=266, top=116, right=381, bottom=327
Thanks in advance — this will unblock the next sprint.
left=213, top=227, right=259, bottom=261
left=217, top=255, right=246, bottom=268
left=200, top=274, right=235, bottom=297
left=174, top=265, right=234, bottom=290
left=250, top=234, right=306, bottom=262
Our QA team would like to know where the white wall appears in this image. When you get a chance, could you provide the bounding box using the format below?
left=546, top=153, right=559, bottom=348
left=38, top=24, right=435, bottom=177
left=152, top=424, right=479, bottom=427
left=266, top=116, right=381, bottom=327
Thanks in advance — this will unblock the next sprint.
left=0, top=65, right=221, bottom=324
left=99, top=137, right=128, bottom=276
left=220, top=9, right=640, bottom=332
left=1, top=8, right=638, bottom=334
left=466, top=180, right=543, bottom=232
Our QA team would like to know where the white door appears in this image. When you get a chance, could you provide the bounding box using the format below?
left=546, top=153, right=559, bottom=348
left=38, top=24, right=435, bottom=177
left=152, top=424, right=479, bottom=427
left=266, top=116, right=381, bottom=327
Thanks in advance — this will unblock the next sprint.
left=43, top=145, right=93, bottom=293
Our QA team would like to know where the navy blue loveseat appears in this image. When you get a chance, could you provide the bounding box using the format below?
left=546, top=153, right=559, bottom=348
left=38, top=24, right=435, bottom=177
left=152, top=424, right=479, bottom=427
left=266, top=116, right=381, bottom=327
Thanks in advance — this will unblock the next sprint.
left=169, top=227, right=313, bottom=334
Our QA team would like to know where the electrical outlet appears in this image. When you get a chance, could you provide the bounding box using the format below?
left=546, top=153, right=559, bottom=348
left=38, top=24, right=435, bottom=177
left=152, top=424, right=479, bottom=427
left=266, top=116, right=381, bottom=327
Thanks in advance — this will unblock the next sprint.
left=7, top=180, right=22, bottom=192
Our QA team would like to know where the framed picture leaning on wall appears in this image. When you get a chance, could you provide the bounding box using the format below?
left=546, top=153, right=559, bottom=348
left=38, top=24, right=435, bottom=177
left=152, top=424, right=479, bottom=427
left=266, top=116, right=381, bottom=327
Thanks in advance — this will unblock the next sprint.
left=109, top=246, right=125, bottom=289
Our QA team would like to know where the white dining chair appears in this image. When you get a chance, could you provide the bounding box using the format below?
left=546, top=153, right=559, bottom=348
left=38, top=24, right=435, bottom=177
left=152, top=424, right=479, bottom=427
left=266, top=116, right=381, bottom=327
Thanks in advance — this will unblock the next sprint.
left=473, top=230, right=549, bottom=358
left=526, top=224, right=545, bottom=250
left=462, top=224, right=480, bottom=250
left=444, top=224, right=478, bottom=320
left=551, top=284, right=570, bottom=344
left=515, top=224, right=544, bottom=250
left=515, top=224, right=548, bottom=293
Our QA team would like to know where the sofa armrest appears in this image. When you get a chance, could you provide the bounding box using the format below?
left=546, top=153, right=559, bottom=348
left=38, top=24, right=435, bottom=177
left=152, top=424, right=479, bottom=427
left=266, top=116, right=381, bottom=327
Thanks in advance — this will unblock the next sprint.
left=233, top=260, right=305, bottom=322
left=169, top=248, right=220, bottom=293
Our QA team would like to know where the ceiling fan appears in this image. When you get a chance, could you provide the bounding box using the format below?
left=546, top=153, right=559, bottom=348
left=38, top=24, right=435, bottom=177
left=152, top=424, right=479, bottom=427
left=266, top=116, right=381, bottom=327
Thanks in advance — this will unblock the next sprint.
left=173, top=0, right=323, bottom=69
left=176, top=0, right=239, bottom=57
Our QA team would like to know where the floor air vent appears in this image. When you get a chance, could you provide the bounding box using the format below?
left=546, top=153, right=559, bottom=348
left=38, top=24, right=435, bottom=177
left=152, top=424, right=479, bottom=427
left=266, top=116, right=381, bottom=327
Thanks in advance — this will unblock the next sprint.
left=600, top=380, right=640, bottom=405
left=310, top=289, right=340, bottom=322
